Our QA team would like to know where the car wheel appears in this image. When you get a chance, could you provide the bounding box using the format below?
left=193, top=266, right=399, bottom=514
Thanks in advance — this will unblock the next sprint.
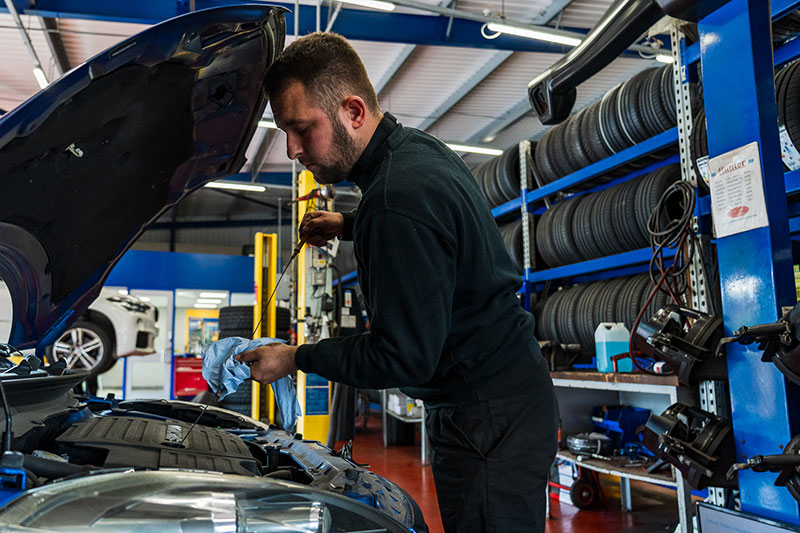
left=46, top=320, right=114, bottom=377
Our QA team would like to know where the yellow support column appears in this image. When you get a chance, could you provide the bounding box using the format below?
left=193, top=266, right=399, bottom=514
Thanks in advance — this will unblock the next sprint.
left=253, top=232, right=278, bottom=422
left=295, top=169, right=331, bottom=441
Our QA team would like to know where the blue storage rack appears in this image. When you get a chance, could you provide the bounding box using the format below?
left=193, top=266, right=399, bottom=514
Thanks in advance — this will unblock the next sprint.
left=694, top=0, right=800, bottom=525
left=330, top=0, right=800, bottom=527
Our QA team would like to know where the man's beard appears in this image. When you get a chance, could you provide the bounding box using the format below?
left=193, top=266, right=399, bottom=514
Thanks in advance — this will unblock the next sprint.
left=312, top=115, right=362, bottom=184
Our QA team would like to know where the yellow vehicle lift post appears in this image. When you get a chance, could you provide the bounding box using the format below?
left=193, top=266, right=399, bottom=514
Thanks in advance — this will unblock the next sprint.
left=295, top=169, right=331, bottom=441
left=252, top=232, right=278, bottom=422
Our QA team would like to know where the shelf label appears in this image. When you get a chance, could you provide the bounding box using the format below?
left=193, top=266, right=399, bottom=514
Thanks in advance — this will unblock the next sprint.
left=708, top=142, right=769, bottom=239
left=779, top=124, right=800, bottom=171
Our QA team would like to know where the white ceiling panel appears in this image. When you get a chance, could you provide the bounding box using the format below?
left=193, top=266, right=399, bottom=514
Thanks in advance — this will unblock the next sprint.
left=0, top=14, right=57, bottom=113
left=555, top=0, right=614, bottom=30
left=378, top=44, right=501, bottom=129
left=57, top=19, right=147, bottom=68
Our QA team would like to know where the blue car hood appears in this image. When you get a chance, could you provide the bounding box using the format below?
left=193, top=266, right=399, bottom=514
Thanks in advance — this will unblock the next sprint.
left=0, top=5, right=286, bottom=353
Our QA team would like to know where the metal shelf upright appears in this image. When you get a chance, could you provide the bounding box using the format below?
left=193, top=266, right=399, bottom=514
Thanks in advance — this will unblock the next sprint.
left=697, top=0, right=800, bottom=525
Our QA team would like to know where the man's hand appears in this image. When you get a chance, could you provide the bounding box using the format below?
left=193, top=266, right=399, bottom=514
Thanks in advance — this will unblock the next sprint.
left=236, top=343, right=299, bottom=384
left=299, top=211, right=344, bottom=247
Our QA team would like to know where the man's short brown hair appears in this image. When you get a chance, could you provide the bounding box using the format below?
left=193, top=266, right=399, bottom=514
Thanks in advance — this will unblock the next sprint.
left=265, top=32, right=380, bottom=118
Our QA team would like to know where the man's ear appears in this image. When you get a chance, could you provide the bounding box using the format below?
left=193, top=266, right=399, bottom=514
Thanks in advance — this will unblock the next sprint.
left=341, top=96, right=367, bottom=129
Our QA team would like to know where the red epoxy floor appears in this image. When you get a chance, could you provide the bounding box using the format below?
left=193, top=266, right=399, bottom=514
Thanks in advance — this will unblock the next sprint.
left=351, top=413, right=680, bottom=533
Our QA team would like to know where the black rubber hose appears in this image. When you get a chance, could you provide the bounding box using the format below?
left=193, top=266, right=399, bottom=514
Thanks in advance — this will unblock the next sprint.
left=22, top=454, right=98, bottom=479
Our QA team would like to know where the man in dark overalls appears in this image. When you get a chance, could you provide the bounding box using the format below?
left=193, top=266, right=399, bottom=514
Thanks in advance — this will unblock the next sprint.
left=239, top=31, right=558, bottom=532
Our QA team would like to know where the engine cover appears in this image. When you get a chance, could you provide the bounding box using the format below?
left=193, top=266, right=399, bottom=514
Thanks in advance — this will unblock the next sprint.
left=56, top=416, right=259, bottom=476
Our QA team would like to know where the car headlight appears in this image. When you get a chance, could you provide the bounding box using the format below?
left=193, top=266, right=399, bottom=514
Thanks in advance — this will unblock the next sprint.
left=0, top=470, right=409, bottom=532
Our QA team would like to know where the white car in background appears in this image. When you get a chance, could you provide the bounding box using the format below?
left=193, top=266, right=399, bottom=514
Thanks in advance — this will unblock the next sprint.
left=0, top=285, right=157, bottom=377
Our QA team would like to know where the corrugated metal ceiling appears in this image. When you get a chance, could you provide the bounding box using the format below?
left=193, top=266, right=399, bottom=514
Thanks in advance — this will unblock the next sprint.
left=0, top=0, right=664, bottom=205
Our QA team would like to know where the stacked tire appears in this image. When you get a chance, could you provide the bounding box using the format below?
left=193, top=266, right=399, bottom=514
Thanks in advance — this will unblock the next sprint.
left=471, top=144, right=532, bottom=207
left=498, top=218, right=533, bottom=273
left=535, top=164, right=681, bottom=267
left=534, top=65, right=686, bottom=188
left=217, top=305, right=254, bottom=416
left=776, top=61, right=800, bottom=174
left=534, top=273, right=670, bottom=352
left=774, top=10, right=800, bottom=45
left=690, top=60, right=800, bottom=184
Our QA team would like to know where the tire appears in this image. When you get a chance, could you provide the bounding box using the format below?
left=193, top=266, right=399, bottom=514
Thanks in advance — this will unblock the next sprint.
left=783, top=62, right=800, bottom=171
left=45, top=320, right=114, bottom=377
left=691, top=107, right=709, bottom=192
left=577, top=281, right=605, bottom=349
left=620, top=70, right=652, bottom=144
left=536, top=207, right=561, bottom=268
left=219, top=306, right=254, bottom=330
left=221, top=379, right=252, bottom=404
left=650, top=66, right=675, bottom=132
left=773, top=10, right=800, bottom=44
left=219, top=328, right=253, bottom=340
left=535, top=128, right=559, bottom=184
left=581, top=101, right=613, bottom=163
left=557, top=286, right=585, bottom=345
left=568, top=108, right=594, bottom=170
left=497, top=146, right=522, bottom=203
left=554, top=195, right=584, bottom=265
left=600, top=85, right=630, bottom=153
left=573, top=191, right=601, bottom=261
left=570, top=477, right=599, bottom=510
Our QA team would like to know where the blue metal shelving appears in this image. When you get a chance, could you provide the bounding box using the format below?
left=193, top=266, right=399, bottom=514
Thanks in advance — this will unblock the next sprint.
left=698, top=0, right=800, bottom=524
left=527, top=247, right=677, bottom=284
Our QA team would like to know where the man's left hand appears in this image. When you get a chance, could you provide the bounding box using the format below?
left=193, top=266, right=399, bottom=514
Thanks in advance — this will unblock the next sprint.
left=236, top=343, right=299, bottom=384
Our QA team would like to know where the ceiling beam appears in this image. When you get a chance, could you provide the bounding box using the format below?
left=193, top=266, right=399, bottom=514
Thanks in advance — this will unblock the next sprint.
left=417, top=50, right=512, bottom=131
left=40, top=17, right=70, bottom=74
left=530, top=0, right=577, bottom=25
left=7, top=0, right=600, bottom=54
left=465, top=99, right=532, bottom=144
left=413, top=0, right=576, bottom=133
left=249, top=129, right=280, bottom=182
left=374, top=44, right=416, bottom=95
left=151, top=217, right=290, bottom=230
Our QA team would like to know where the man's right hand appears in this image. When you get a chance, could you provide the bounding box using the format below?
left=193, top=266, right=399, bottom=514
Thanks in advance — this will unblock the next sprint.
left=299, top=211, right=344, bottom=247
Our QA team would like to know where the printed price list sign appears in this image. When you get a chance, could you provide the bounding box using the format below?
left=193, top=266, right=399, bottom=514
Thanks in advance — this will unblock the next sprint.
left=708, top=142, right=769, bottom=238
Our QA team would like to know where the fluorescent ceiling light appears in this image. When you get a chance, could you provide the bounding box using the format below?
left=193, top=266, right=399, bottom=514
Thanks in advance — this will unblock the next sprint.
left=340, top=0, right=395, bottom=11
left=655, top=54, right=674, bottom=64
left=196, top=298, right=223, bottom=304
left=486, top=23, right=582, bottom=47
left=118, top=289, right=128, bottom=295
left=193, top=303, right=218, bottom=309
left=33, top=67, right=48, bottom=89
left=199, top=292, right=228, bottom=299
left=258, top=119, right=278, bottom=129
left=138, top=296, right=151, bottom=302
left=447, top=143, right=504, bottom=156
left=205, top=181, right=266, bottom=192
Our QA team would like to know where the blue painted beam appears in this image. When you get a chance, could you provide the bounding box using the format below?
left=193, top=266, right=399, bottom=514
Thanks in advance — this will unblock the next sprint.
left=151, top=218, right=290, bottom=229
left=786, top=169, right=800, bottom=195
left=775, top=37, right=800, bottom=68
left=6, top=0, right=587, bottom=54
left=526, top=247, right=677, bottom=283
left=332, top=270, right=359, bottom=287
left=685, top=0, right=800, bottom=66
left=524, top=128, right=678, bottom=205
left=700, top=0, right=799, bottom=523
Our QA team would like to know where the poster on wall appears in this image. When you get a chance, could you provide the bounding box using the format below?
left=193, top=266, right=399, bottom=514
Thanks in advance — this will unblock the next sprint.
left=708, top=141, right=770, bottom=238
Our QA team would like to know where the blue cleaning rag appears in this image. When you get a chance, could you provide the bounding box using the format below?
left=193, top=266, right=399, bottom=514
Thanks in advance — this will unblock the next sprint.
left=201, top=337, right=302, bottom=433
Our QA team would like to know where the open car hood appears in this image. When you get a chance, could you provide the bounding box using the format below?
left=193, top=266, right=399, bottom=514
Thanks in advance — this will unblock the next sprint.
left=0, top=5, right=286, bottom=353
